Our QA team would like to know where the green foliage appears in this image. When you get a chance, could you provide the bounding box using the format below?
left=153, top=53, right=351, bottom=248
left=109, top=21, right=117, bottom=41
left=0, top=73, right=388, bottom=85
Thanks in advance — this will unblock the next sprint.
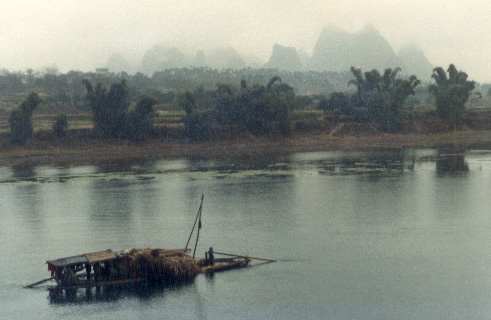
left=349, top=67, right=420, bottom=132
left=221, top=77, right=293, bottom=135
left=183, top=112, right=217, bottom=141
left=177, top=91, right=196, bottom=115
left=52, top=113, right=68, bottom=138
left=125, top=97, right=157, bottom=141
left=9, top=92, right=41, bottom=144
left=84, top=80, right=156, bottom=140
left=83, top=80, right=130, bottom=138
left=322, top=92, right=350, bottom=114
left=180, top=77, right=294, bottom=140
left=429, top=64, right=475, bottom=126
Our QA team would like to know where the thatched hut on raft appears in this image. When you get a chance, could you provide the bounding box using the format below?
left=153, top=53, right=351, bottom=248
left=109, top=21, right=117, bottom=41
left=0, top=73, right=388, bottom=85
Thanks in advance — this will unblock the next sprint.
left=46, top=248, right=202, bottom=290
left=128, top=248, right=201, bottom=283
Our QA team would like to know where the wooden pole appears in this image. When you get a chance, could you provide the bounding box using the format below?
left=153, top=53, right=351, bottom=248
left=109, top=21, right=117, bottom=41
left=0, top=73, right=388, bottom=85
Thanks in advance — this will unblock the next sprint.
left=185, top=194, right=204, bottom=251
left=24, top=277, right=53, bottom=289
left=192, top=206, right=202, bottom=259
left=213, top=251, right=276, bottom=263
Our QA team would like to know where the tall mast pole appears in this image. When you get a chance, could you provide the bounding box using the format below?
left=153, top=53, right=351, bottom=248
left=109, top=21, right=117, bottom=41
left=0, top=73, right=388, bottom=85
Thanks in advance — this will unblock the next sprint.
left=185, top=194, right=204, bottom=251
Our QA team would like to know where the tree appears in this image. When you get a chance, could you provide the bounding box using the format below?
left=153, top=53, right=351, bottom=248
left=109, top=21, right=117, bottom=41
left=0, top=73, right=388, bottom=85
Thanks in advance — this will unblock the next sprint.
left=349, top=67, right=420, bottom=132
left=178, top=91, right=212, bottom=140
left=125, top=97, right=156, bottom=141
left=263, top=77, right=294, bottom=135
left=9, top=93, right=41, bottom=144
left=52, top=113, right=68, bottom=138
left=180, top=77, right=294, bottom=140
left=177, top=91, right=196, bottom=115
left=83, top=80, right=130, bottom=138
left=214, top=83, right=238, bottom=133
left=322, top=92, right=351, bottom=114
left=429, top=64, right=475, bottom=127
left=84, top=80, right=157, bottom=141
left=218, top=77, right=293, bottom=135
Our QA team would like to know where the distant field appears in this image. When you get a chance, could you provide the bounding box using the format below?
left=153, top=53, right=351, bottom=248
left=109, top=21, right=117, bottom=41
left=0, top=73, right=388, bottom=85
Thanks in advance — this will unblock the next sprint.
left=0, top=109, right=189, bottom=134
left=0, top=107, right=490, bottom=136
left=0, top=109, right=325, bottom=134
left=0, top=113, right=93, bottom=134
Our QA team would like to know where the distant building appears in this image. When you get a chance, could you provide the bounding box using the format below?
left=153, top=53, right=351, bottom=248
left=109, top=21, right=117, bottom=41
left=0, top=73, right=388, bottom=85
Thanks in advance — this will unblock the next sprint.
left=95, top=68, right=109, bottom=74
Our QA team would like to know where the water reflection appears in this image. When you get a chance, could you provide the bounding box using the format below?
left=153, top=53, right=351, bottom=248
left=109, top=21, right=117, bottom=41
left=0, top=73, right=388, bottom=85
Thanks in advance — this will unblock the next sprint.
left=13, top=184, right=42, bottom=228
left=87, top=178, right=136, bottom=246
left=11, top=163, right=36, bottom=180
left=436, top=147, right=469, bottom=175
left=94, top=158, right=157, bottom=174
left=48, top=281, right=194, bottom=305
left=186, top=153, right=291, bottom=175
left=0, top=149, right=423, bottom=184
left=316, top=149, right=415, bottom=177
left=3, top=148, right=491, bottom=320
left=11, top=163, right=43, bottom=227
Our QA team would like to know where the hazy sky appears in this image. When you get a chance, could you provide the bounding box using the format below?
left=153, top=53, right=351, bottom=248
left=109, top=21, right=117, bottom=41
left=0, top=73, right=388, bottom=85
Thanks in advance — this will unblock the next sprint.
left=1, top=0, right=491, bottom=81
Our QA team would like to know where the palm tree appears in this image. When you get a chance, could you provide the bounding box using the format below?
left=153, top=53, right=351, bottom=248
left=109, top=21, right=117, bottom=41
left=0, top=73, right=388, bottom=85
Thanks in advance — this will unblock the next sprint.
left=429, top=64, right=475, bottom=126
left=266, top=76, right=282, bottom=90
left=348, top=67, right=365, bottom=101
left=348, top=67, right=420, bottom=132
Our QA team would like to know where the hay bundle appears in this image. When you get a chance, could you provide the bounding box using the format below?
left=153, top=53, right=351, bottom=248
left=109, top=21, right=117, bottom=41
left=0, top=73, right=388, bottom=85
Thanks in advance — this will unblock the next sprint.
left=128, top=248, right=200, bottom=283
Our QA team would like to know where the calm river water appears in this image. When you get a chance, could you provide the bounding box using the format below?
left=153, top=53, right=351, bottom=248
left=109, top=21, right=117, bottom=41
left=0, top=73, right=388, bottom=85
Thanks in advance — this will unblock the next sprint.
left=1, top=148, right=491, bottom=320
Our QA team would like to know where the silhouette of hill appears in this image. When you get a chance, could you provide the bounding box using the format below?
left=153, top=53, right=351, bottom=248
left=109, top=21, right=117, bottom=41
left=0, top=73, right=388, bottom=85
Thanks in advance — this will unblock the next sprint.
left=398, top=45, right=433, bottom=80
left=207, top=47, right=246, bottom=69
left=141, top=46, right=188, bottom=74
left=106, top=53, right=131, bottom=73
left=192, top=50, right=207, bottom=67
left=310, top=25, right=401, bottom=72
left=265, top=44, right=303, bottom=71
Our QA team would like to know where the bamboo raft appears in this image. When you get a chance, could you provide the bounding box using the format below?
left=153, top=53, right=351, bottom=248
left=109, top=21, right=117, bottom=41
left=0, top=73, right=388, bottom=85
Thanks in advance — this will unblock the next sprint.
left=24, top=195, right=276, bottom=297
left=30, top=248, right=257, bottom=295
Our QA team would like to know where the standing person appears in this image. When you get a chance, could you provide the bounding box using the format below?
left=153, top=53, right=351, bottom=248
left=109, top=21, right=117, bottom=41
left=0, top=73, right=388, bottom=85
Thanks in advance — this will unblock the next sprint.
left=93, top=263, right=101, bottom=282
left=85, top=263, right=92, bottom=281
left=208, top=247, right=215, bottom=265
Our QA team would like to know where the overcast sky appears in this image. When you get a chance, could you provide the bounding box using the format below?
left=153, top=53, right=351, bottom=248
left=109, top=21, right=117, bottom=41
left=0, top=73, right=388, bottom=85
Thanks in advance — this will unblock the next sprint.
left=1, top=0, right=491, bottom=81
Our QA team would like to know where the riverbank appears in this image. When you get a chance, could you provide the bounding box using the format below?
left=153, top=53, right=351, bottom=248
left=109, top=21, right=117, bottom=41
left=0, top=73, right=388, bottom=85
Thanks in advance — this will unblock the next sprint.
left=1, top=129, right=491, bottom=167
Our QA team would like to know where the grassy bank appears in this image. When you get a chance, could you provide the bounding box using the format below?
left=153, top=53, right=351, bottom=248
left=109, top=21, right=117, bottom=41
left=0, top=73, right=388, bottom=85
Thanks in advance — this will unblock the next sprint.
left=1, top=129, right=491, bottom=167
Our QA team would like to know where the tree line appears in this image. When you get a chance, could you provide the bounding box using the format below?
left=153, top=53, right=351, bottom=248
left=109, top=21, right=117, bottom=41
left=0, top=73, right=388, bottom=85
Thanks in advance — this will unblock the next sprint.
left=321, top=64, right=475, bottom=131
left=6, top=64, right=476, bottom=144
left=0, top=67, right=349, bottom=111
left=178, top=77, right=294, bottom=140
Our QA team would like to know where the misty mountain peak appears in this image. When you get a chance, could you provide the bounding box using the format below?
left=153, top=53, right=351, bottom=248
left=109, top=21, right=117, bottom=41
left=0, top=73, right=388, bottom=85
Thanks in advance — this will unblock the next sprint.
left=398, top=45, right=433, bottom=80
left=359, top=23, right=378, bottom=34
left=141, top=45, right=188, bottom=74
left=207, top=47, right=246, bottom=69
left=192, top=50, right=207, bottom=67
left=106, top=53, right=131, bottom=73
left=322, top=24, right=349, bottom=35
left=265, top=44, right=303, bottom=71
left=310, top=25, right=401, bottom=72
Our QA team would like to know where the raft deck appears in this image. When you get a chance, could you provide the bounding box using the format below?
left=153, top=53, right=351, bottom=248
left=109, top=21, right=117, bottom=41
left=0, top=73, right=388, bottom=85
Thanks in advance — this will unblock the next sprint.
left=36, top=248, right=252, bottom=292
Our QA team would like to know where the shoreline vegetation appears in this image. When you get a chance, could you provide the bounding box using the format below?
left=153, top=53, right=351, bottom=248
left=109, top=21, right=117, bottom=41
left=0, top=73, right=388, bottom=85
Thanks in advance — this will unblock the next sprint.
left=0, top=64, right=488, bottom=167
left=2, top=128, right=491, bottom=167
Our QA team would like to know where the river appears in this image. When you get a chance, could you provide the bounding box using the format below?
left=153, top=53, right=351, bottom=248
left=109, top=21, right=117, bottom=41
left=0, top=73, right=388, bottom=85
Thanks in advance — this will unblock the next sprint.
left=1, top=148, right=491, bottom=320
